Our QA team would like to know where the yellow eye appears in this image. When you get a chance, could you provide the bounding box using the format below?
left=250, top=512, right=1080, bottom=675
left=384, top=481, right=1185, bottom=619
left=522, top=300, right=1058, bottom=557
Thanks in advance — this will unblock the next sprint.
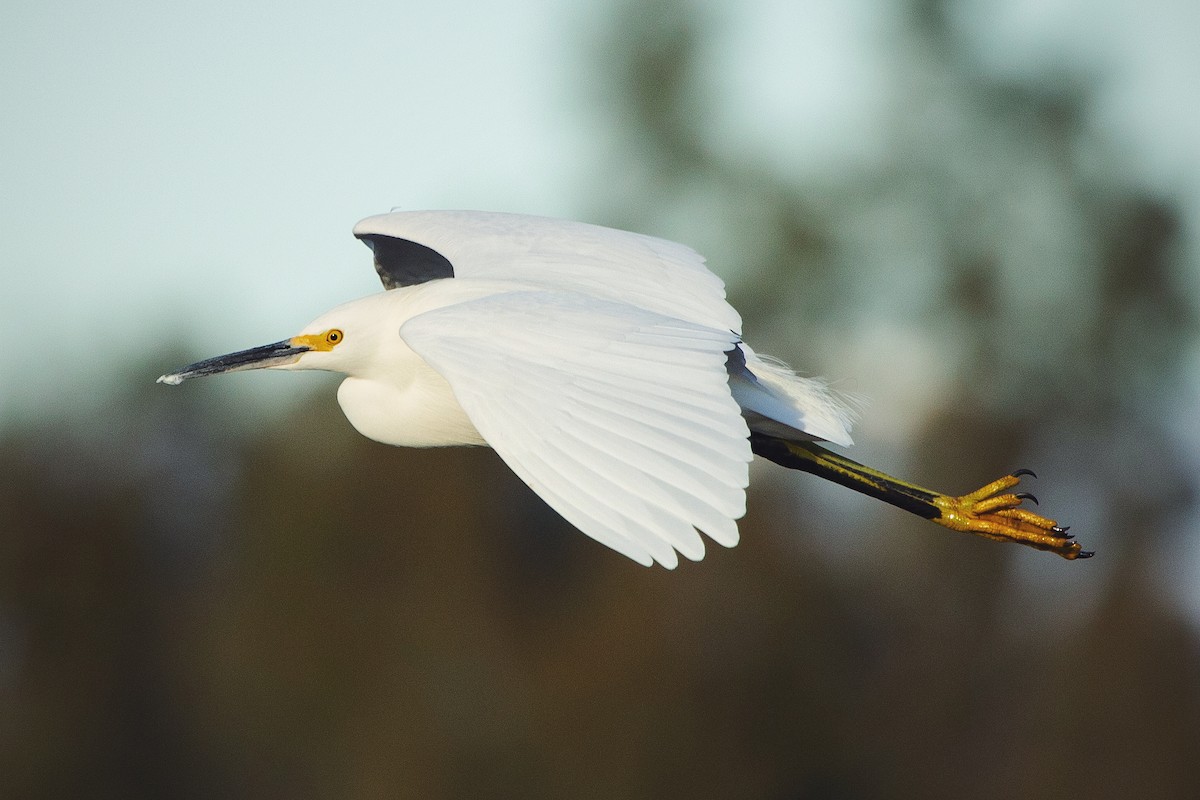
left=325, top=329, right=343, bottom=345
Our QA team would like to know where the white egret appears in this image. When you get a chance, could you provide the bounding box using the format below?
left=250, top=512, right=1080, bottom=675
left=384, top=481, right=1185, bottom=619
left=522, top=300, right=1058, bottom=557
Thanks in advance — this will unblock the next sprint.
left=159, top=211, right=1088, bottom=566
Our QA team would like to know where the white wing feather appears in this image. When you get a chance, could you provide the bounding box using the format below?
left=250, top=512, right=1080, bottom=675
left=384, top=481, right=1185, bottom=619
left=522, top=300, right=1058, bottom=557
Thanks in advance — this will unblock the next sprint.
left=354, top=211, right=741, bottom=333
left=400, top=290, right=752, bottom=568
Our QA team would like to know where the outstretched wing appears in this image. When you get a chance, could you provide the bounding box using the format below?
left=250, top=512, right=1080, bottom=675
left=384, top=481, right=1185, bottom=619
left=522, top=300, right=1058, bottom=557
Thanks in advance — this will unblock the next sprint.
left=354, top=211, right=742, bottom=334
left=400, top=290, right=752, bottom=569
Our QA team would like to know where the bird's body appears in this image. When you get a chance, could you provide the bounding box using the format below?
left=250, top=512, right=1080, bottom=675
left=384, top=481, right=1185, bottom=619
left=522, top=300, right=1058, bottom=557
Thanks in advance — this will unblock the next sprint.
left=317, top=282, right=491, bottom=448
left=160, top=211, right=1088, bottom=564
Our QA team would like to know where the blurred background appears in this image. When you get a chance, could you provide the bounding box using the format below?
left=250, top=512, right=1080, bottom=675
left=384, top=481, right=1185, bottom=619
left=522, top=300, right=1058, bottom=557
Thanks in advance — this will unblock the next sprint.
left=3, top=0, right=1200, bottom=797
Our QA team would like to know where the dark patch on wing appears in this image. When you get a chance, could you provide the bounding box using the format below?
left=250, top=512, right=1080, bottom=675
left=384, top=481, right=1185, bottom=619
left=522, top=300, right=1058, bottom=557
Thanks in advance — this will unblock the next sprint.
left=355, top=233, right=455, bottom=289
left=724, top=342, right=748, bottom=377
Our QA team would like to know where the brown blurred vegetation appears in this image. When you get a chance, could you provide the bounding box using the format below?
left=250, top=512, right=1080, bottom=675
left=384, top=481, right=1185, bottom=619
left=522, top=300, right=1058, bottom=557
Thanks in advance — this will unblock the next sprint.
left=3, top=1, right=1200, bottom=798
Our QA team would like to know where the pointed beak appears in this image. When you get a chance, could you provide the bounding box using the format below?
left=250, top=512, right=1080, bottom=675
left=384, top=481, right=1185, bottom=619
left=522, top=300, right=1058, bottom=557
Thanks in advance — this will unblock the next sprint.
left=157, top=339, right=312, bottom=385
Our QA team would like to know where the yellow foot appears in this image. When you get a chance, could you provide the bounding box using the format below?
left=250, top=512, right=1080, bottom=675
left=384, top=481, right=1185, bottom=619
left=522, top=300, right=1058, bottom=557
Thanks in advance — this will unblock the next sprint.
left=931, top=469, right=1090, bottom=560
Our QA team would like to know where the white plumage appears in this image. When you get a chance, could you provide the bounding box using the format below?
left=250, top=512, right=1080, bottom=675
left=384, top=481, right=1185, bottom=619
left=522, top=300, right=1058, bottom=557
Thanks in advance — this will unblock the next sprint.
left=159, top=211, right=857, bottom=568
left=402, top=290, right=749, bottom=567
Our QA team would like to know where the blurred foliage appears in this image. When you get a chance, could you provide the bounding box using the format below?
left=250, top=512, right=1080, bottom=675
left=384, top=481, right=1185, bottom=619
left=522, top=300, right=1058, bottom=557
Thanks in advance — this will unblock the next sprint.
left=3, top=1, right=1200, bottom=798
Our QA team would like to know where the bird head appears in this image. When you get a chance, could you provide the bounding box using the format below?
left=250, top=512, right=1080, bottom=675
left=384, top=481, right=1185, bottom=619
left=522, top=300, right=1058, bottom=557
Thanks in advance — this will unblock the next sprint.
left=156, top=299, right=381, bottom=386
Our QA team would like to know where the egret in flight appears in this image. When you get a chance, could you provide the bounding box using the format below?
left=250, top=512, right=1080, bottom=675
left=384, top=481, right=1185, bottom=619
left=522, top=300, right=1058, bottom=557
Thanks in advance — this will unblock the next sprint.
left=159, top=211, right=1088, bottom=567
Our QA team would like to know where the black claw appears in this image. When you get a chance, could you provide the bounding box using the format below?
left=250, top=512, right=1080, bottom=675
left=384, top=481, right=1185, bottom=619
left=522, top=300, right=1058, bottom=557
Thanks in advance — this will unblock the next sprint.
left=1014, top=491, right=1039, bottom=506
left=1051, top=525, right=1068, bottom=534
left=1078, top=550, right=1095, bottom=559
left=1011, top=468, right=1038, bottom=479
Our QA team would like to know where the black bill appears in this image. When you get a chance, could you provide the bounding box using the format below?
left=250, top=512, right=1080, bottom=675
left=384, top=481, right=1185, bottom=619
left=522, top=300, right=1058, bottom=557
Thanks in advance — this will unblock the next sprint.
left=156, top=339, right=311, bottom=385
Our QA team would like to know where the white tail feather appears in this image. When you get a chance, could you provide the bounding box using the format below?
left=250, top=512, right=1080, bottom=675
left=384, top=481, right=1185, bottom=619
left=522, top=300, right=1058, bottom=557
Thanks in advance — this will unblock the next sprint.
left=728, top=344, right=859, bottom=447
